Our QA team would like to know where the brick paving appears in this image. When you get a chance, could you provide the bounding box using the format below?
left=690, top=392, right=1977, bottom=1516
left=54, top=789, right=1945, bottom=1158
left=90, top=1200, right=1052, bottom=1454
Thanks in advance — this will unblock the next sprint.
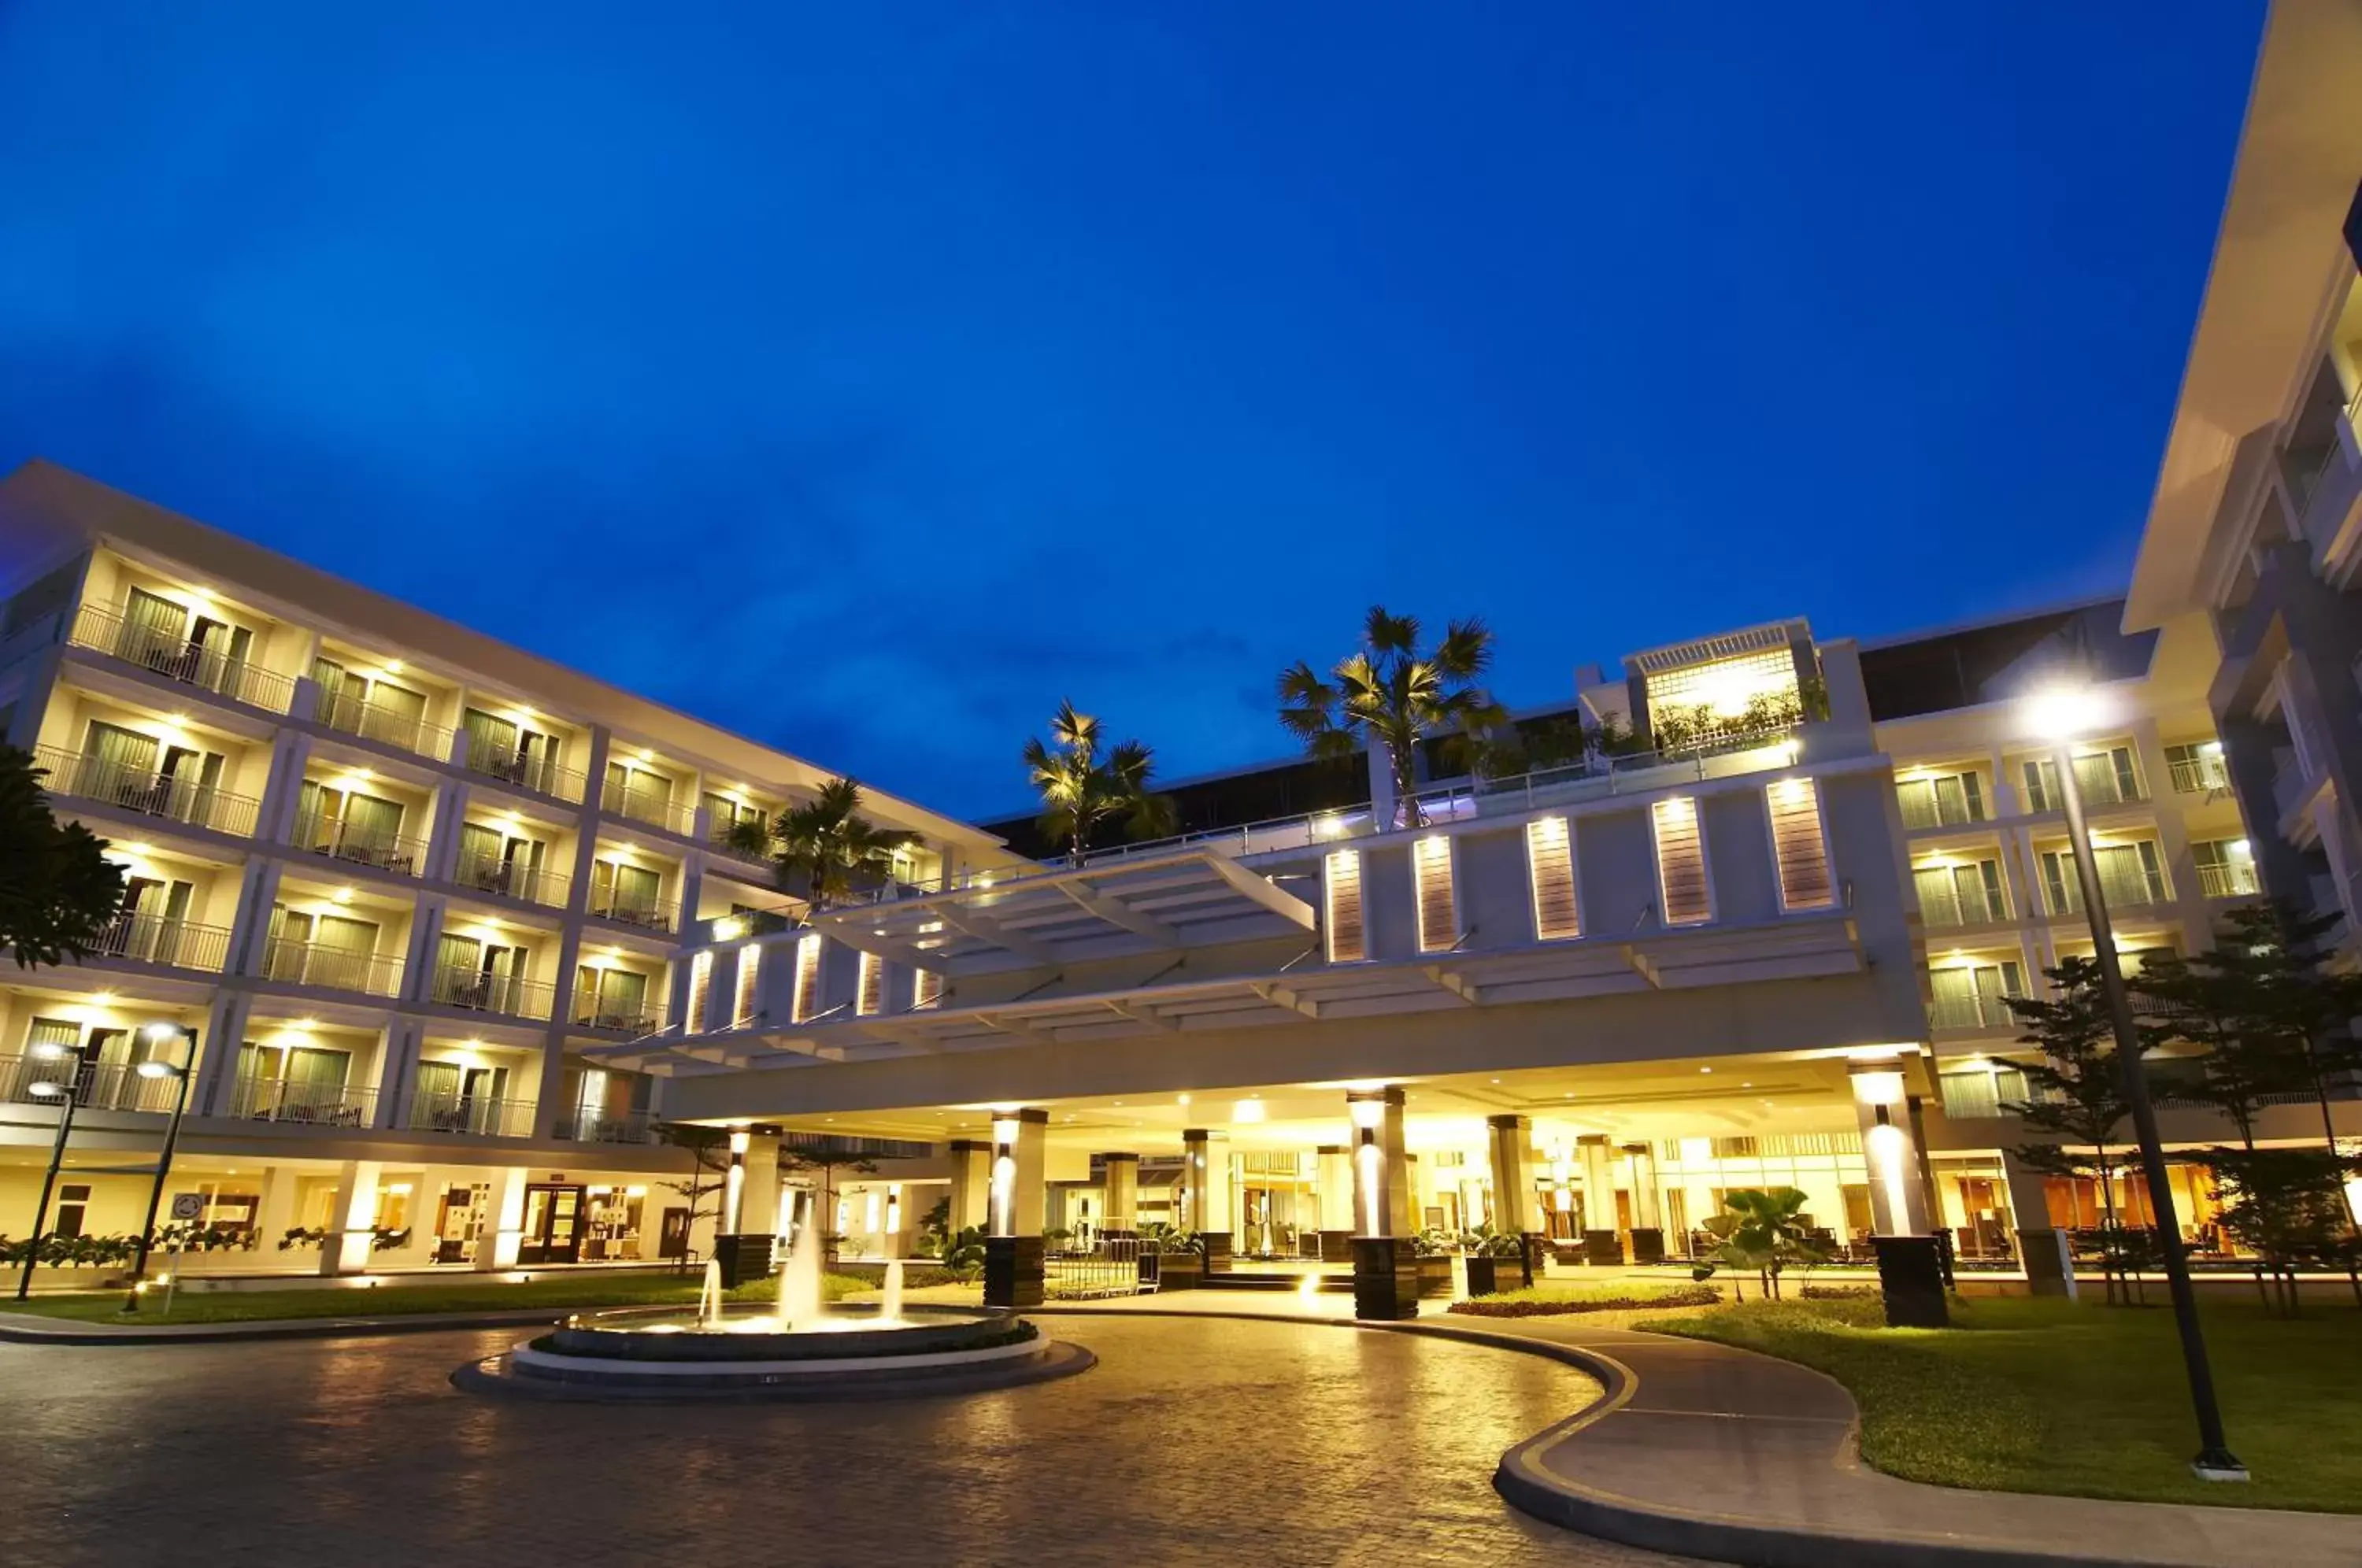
left=0, top=1315, right=1701, bottom=1568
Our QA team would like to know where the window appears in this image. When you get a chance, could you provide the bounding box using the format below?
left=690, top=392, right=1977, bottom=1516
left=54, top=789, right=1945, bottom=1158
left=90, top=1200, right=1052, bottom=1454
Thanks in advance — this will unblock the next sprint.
left=1412, top=835, right=1457, bottom=952
left=2039, top=840, right=2167, bottom=913
left=1937, top=1063, right=2031, bottom=1119
left=1650, top=797, right=1712, bottom=924
left=2023, top=746, right=2142, bottom=811
left=313, top=658, right=428, bottom=749
left=734, top=944, right=763, bottom=1024
left=2191, top=838, right=2259, bottom=899
left=683, top=950, right=713, bottom=1032
left=790, top=934, right=823, bottom=1024
left=1324, top=849, right=1365, bottom=963
left=1913, top=857, right=2007, bottom=927
left=575, top=965, right=651, bottom=1030
left=857, top=950, right=884, bottom=1016
left=54, top=1183, right=92, bottom=1241
left=913, top=967, right=943, bottom=1011
left=1927, top=960, right=2025, bottom=1030
left=1895, top=768, right=1985, bottom=829
left=294, top=780, right=408, bottom=868
left=604, top=759, right=675, bottom=827
left=1765, top=777, right=1834, bottom=911
left=462, top=708, right=568, bottom=794
left=2164, top=742, right=2229, bottom=795
left=1526, top=817, right=1580, bottom=940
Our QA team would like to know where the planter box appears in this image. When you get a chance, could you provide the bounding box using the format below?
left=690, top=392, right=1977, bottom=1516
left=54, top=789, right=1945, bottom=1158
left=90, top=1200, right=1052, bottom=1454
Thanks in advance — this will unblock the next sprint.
left=1155, top=1252, right=1202, bottom=1292
left=1415, top=1254, right=1454, bottom=1299
left=1464, top=1255, right=1501, bottom=1297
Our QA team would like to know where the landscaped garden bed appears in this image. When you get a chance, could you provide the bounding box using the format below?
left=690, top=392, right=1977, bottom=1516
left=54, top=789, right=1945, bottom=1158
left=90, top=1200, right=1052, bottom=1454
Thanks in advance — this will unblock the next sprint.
left=1448, top=1281, right=1720, bottom=1317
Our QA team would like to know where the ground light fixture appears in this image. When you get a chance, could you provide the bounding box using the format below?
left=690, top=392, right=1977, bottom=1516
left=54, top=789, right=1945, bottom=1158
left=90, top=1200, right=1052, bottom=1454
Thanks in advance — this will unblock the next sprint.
left=13, top=1050, right=83, bottom=1300
left=121, top=1023, right=196, bottom=1313
left=2025, top=683, right=2245, bottom=1481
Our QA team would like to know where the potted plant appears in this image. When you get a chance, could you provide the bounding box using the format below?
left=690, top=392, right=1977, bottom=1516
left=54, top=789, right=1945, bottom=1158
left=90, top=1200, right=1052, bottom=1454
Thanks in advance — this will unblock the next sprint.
left=1141, top=1222, right=1201, bottom=1291
left=1460, top=1225, right=1526, bottom=1296
left=1412, top=1226, right=1457, bottom=1298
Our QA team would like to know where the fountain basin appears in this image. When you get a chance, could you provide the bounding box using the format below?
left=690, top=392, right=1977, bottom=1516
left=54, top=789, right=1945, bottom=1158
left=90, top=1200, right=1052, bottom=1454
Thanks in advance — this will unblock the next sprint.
left=546, top=1304, right=1024, bottom=1362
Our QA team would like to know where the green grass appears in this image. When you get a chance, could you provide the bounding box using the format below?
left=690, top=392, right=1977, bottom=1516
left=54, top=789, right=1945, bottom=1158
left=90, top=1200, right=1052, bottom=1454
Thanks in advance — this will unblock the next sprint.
left=5, top=1269, right=874, bottom=1326
left=1451, top=1278, right=1722, bottom=1316
left=1638, top=1294, right=2362, bottom=1513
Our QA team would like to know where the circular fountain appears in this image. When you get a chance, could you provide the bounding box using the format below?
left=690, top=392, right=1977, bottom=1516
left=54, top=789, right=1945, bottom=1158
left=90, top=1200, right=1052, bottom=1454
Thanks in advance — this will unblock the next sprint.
left=454, top=1220, right=1091, bottom=1403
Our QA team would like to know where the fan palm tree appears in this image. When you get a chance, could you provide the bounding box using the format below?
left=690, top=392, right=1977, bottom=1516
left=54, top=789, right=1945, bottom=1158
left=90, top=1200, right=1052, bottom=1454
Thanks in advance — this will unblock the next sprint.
left=757, top=777, right=919, bottom=917
left=1024, top=701, right=1177, bottom=864
left=1275, top=606, right=1507, bottom=829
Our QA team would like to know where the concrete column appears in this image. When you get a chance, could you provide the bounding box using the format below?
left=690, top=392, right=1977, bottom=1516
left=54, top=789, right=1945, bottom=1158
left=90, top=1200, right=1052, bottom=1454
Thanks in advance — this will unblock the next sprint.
left=372, top=1019, right=422, bottom=1132
left=425, top=778, right=472, bottom=883
left=191, top=988, right=254, bottom=1117
left=1851, top=1059, right=1946, bottom=1326
left=946, top=1139, right=990, bottom=1233
left=742, top=1135, right=780, bottom=1238
left=1183, top=1127, right=1234, bottom=1270
left=1486, top=1116, right=1535, bottom=1236
left=1623, top=1141, right=1666, bottom=1264
left=1101, top=1152, right=1138, bottom=1237
left=223, top=858, right=285, bottom=979
left=474, top=1165, right=529, bottom=1271
left=399, top=896, right=448, bottom=1006
left=1316, top=1144, right=1354, bottom=1261
left=1577, top=1133, right=1621, bottom=1263
left=1346, top=1087, right=1416, bottom=1318
left=319, top=1159, right=384, bottom=1276
left=255, top=727, right=315, bottom=846
left=984, top=1108, right=1048, bottom=1307
left=535, top=724, right=610, bottom=1140
left=2001, top=1148, right=2076, bottom=1299
left=1381, top=1098, right=1412, bottom=1238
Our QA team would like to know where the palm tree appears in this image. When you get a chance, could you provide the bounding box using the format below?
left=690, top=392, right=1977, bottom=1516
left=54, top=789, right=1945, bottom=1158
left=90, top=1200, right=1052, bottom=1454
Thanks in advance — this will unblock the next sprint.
left=1023, top=700, right=1177, bottom=864
left=1696, top=1187, right=1827, bottom=1300
left=757, top=777, right=919, bottom=917
left=1276, top=606, right=1507, bottom=829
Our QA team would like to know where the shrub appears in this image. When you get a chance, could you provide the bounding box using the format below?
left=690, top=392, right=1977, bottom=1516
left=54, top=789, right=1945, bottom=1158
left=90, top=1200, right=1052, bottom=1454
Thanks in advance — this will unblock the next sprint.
left=1800, top=1283, right=1879, bottom=1301
left=1449, top=1284, right=1720, bottom=1318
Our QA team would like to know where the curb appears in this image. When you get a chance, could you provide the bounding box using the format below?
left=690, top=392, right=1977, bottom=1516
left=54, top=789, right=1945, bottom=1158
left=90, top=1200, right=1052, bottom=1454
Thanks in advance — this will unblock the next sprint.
left=0, top=1307, right=573, bottom=1345
left=450, top=1338, right=1098, bottom=1404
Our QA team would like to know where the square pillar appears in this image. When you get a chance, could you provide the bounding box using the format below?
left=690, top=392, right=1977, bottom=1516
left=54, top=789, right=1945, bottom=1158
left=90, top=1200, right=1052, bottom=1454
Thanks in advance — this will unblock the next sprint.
left=320, top=1159, right=384, bottom=1277
left=1346, top=1088, right=1417, bottom=1318
left=985, top=1108, right=1048, bottom=1307
left=1183, top=1127, right=1233, bottom=1271
left=2001, top=1148, right=2076, bottom=1300
left=1488, top=1116, right=1538, bottom=1285
left=1577, top=1134, right=1622, bottom=1264
left=946, top=1139, right=990, bottom=1235
left=1852, top=1060, right=1947, bottom=1327
left=714, top=1129, right=780, bottom=1286
left=475, top=1166, right=530, bottom=1271
left=1623, top=1141, right=1666, bottom=1265
left=1316, top=1144, right=1354, bottom=1262
left=1100, top=1152, right=1138, bottom=1237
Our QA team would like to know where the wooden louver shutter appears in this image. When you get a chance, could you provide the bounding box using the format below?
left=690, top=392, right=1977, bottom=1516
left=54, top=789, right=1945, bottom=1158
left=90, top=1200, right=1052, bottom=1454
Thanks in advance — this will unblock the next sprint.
left=1651, top=797, right=1712, bottom=925
left=1767, top=777, right=1835, bottom=911
left=1526, top=816, right=1579, bottom=940
left=1324, top=850, right=1365, bottom=963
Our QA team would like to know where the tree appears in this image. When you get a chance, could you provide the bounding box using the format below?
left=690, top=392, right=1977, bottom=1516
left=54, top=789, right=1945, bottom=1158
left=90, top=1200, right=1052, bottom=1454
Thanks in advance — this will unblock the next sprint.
left=782, top=1145, right=878, bottom=1261
left=1021, top=700, right=1177, bottom=864
left=750, top=777, right=919, bottom=917
left=1276, top=606, right=1507, bottom=828
left=2000, top=956, right=2143, bottom=1304
left=2199, top=1145, right=2360, bottom=1315
left=1692, top=1187, right=1827, bottom=1300
left=0, top=745, right=125, bottom=968
left=652, top=1122, right=735, bottom=1270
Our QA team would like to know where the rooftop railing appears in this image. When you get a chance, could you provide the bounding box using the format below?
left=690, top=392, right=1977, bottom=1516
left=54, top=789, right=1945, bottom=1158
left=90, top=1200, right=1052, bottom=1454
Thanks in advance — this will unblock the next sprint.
left=68, top=602, right=296, bottom=714
left=317, top=689, right=454, bottom=760
left=37, top=745, right=261, bottom=838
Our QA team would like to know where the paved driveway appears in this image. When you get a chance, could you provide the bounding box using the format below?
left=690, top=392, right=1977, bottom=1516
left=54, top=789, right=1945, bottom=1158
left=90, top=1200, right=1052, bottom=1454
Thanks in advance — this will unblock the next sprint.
left=0, top=1315, right=1701, bottom=1567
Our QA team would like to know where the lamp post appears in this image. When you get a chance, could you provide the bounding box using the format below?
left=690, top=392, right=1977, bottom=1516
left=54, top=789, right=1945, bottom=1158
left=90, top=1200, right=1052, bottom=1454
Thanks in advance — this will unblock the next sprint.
left=122, top=1023, right=195, bottom=1313
left=2027, top=687, right=2245, bottom=1481
left=13, top=1044, right=85, bottom=1301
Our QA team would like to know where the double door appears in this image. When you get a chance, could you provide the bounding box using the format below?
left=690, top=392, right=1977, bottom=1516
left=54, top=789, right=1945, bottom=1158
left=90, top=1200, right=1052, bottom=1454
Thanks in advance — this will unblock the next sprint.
left=518, top=1183, right=585, bottom=1264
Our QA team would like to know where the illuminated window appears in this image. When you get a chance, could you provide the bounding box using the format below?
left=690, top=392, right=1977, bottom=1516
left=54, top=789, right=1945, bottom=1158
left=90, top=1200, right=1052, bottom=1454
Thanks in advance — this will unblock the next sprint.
left=1526, top=816, right=1579, bottom=940
left=1412, top=835, right=1457, bottom=953
left=683, top=950, right=712, bottom=1033
left=857, top=950, right=883, bottom=1016
left=1650, top=797, right=1712, bottom=925
left=790, top=934, right=822, bottom=1024
left=1894, top=767, right=1984, bottom=829
left=732, top=944, right=761, bottom=1025
left=913, top=967, right=943, bottom=1010
left=1644, top=649, right=1801, bottom=738
left=1324, top=849, right=1365, bottom=963
left=1766, top=777, right=1835, bottom=911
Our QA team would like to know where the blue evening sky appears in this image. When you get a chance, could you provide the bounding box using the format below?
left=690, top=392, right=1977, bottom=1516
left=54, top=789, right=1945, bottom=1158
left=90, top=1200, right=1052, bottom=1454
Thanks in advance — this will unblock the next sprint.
left=0, top=5, right=2264, bottom=817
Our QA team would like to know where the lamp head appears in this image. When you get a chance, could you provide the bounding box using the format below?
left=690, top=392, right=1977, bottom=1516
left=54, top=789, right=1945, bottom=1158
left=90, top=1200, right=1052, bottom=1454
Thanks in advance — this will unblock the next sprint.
left=135, top=1060, right=186, bottom=1081
left=27, top=1080, right=70, bottom=1100
left=27, top=1041, right=70, bottom=1062
left=2023, top=684, right=2106, bottom=744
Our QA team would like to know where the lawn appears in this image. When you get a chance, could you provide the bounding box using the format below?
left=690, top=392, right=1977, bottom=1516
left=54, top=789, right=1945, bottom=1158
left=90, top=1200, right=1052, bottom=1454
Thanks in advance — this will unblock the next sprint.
left=1451, top=1277, right=1721, bottom=1317
left=1638, top=1294, right=2362, bottom=1514
left=5, top=1269, right=873, bottom=1326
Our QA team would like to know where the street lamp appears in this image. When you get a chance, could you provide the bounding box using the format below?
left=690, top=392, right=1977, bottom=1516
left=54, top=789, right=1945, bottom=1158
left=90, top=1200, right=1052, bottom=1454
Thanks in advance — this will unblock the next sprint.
left=13, top=1044, right=84, bottom=1301
left=121, top=1023, right=195, bottom=1313
left=2025, top=685, right=2245, bottom=1481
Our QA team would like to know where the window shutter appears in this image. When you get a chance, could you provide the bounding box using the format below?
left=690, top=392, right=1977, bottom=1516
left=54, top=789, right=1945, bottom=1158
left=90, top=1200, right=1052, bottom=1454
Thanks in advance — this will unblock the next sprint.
left=857, top=950, right=883, bottom=1016
left=913, top=967, right=943, bottom=1010
left=732, top=944, right=761, bottom=1025
left=1526, top=816, right=1579, bottom=940
left=790, top=934, right=823, bottom=1023
left=683, top=950, right=713, bottom=1032
left=1324, top=849, right=1365, bottom=963
left=1767, top=777, right=1835, bottom=911
left=1412, top=835, right=1457, bottom=953
left=1651, top=797, right=1712, bottom=925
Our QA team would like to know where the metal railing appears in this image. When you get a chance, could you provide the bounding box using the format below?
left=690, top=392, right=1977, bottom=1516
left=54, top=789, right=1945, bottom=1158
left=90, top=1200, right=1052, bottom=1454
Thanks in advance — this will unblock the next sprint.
left=1920, top=886, right=2008, bottom=930
left=0, top=1053, right=183, bottom=1112
left=407, top=1089, right=537, bottom=1137
left=88, top=910, right=232, bottom=972
left=450, top=853, right=569, bottom=908
left=36, top=745, right=261, bottom=836
left=257, top=938, right=405, bottom=997
left=316, top=689, right=454, bottom=760
left=602, top=780, right=694, bottom=835
left=291, top=816, right=428, bottom=878
left=573, top=1000, right=664, bottom=1034
left=2197, top=862, right=2260, bottom=900
left=68, top=601, right=295, bottom=713
left=429, top=963, right=555, bottom=1020
left=707, top=816, right=772, bottom=861
left=587, top=891, right=676, bottom=934
left=463, top=740, right=586, bottom=803
left=228, top=1076, right=377, bottom=1127
left=1897, top=789, right=1986, bottom=830
left=1927, top=988, right=2020, bottom=1032
left=551, top=1107, right=657, bottom=1145
left=2046, top=867, right=2168, bottom=915
left=2167, top=756, right=2230, bottom=796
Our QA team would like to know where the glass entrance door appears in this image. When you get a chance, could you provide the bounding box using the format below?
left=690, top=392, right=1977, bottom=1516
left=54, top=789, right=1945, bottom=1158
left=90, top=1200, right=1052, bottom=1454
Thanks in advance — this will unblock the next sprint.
left=517, top=1183, right=585, bottom=1263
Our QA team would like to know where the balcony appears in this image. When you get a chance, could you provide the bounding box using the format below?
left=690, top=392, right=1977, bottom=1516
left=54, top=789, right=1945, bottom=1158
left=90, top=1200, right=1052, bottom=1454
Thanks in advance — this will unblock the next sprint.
left=573, top=1000, right=664, bottom=1036
left=707, top=816, right=772, bottom=864
left=428, top=963, right=555, bottom=1021
left=1928, top=989, right=2018, bottom=1032
left=603, top=778, right=694, bottom=836
left=292, top=815, right=428, bottom=878
left=316, top=689, right=453, bottom=761
left=551, top=1106, right=656, bottom=1144
left=407, top=1088, right=536, bottom=1138
left=87, top=911, right=232, bottom=973
left=2168, top=755, right=2231, bottom=795
left=36, top=745, right=261, bottom=838
left=587, top=889, right=676, bottom=934
left=228, top=1075, right=377, bottom=1127
left=1919, top=885, right=2008, bottom=930
left=67, top=602, right=295, bottom=713
left=463, top=739, right=586, bottom=804
left=257, top=938, right=405, bottom=998
left=0, top=1053, right=183, bottom=1113
left=2197, top=862, right=2261, bottom=899
left=1898, top=791, right=1986, bottom=831
left=450, top=852, right=569, bottom=908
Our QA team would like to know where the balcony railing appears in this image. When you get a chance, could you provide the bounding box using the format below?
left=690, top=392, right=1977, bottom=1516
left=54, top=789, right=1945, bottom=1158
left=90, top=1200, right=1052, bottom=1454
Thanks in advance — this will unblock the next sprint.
left=407, top=1089, right=536, bottom=1137
left=428, top=964, right=555, bottom=1021
left=450, top=853, right=569, bottom=908
left=2047, top=867, right=2169, bottom=915
left=573, top=1000, right=664, bottom=1035
left=707, top=816, right=773, bottom=862
left=0, top=1053, right=184, bottom=1113
left=1897, top=790, right=1986, bottom=830
left=291, top=815, right=428, bottom=878
left=87, top=911, right=232, bottom=973
left=316, top=689, right=454, bottom=760
left=68, top=601, right=295, bottom=713
left=1928, top=990, right=2019, bottom=1032
left=258, top=938, right=405, bottom=997
left=463, top=740, right=586, bottom=804
left=587, top=891, right=676, bottom=934
left=228, top=1076, right=377, bottom=1127
left=36, top=745, right=261, bottom=837
left=1920, top=886, right=2008, bottom=930
left=603, top=780, right=694, bottom=835
left=2167, top=756, right=2231, bottom=795
left=552, top=1107, right=657, bottom=1145
left=2197, top=862, right=2261, bottom=899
